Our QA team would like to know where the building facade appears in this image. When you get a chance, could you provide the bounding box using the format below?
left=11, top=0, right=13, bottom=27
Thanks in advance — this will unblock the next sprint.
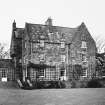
left=10, top=18, right=97, bottom=83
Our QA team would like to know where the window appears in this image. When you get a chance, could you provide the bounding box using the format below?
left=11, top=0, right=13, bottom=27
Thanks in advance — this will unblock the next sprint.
left=32, top=34, right=36, bottom=40
left=82, top=68, right=87, bottom=77
left=32, top=43, right=38, bottom=52
left=2, top=69, right=7, bottom=78
left=39, top=69, right=44, bottom=77
left=60, top=70, right=65, bottom=76
left=39, top=54, right=45, bottom=61
left=82, top=54, right=87, bottom=61
left=81, top=41, right=87, bottom=49
left=61, top=55, right=66, bottom=62
left=25, top=42, right=27, bottom=48
left=40, top=40, right=44, bottom=47
left=61, top=42, right=65, bottom=48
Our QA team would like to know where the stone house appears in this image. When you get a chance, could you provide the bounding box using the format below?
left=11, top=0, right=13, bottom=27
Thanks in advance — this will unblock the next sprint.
left=10, top=18, right=97, bottom=83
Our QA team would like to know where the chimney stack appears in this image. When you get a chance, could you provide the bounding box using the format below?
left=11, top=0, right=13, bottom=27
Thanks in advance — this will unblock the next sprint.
left=45, top=17, right=53, bottom=26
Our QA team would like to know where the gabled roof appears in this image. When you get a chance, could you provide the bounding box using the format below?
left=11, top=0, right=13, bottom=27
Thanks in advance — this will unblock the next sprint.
left=24, top=22, right=78, bottom=44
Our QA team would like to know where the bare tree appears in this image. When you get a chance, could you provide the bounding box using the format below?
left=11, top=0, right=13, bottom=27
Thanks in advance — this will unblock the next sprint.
left=94, top=36, right=105, bottom=53
left=0, top=43, right=10, bottom=59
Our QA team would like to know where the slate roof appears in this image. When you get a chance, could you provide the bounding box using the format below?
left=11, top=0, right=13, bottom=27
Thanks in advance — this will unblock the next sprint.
left=25, top=23, right=78, bottom=44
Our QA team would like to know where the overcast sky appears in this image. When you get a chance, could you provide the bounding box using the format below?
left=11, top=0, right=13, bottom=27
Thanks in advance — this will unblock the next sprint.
left=0, top=0, right=105, bottom=52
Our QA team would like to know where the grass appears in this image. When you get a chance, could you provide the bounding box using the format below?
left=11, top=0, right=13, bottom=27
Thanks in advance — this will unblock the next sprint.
left=0, top=88, right=105, bottom=105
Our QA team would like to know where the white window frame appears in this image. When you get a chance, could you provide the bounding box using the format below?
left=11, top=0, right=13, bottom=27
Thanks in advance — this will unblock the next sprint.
left=61, top=42, right=65, bottom=48
left=61, top=55, right=66, bottom=62
left=40, top=40, right=44, bottom=47
left=82, top=68, right=87, bottom=77
left=81, top=41, right=87, bottom=49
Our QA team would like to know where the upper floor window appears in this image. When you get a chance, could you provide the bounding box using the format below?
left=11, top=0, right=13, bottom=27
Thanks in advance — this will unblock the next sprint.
left=61, top=42, right=65, bottom=48
left=81, top=41, right=87, bottom=49
left=40, top=40, right=44, bottom=47
left=39, top=54, right=45, bottom=61
left=81, top=54, right=87, bottom=62
left=32, top=34, right=36, bottom=40
left=19, top=59, right=22, bottom=63
left=32, top=43, right=39, bottom=52
left=61, top=55, right=66, bottom=62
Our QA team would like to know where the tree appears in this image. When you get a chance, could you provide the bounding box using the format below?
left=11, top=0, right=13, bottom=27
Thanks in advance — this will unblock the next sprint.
left=96, top=53, right=105, bottom=77
left=95, top=36, right=105, bottom=53
left=0, top=43, right=10, bottom=59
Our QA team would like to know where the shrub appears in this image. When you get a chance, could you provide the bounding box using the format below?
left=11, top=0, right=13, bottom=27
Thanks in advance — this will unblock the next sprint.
left=87, top=79, right=103, bottom=88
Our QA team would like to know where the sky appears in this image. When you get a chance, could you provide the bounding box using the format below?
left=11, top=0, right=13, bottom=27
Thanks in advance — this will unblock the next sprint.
left=0, top=0, right=105, bottom=52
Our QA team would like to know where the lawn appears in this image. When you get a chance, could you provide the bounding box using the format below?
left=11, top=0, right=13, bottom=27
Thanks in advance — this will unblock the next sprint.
left=0, top=88, right=105, bottom=105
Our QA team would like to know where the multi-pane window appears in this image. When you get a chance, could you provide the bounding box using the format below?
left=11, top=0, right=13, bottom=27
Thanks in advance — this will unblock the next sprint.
left=39, top=69, right=44, bottom=77
left=61, top=42, right=65, bottom=48
left=81, top=41, right=87, bottom=49
left=39, top=54, right=45, bottom=61
left=2, top=69, right=7, bottom=78
left=40, top=40, right=44, bottom=47
left=32, top=43, right=39, bottom=52
left=82, top=54, right=87, bottom=62
left=82, top=68, right=87, bottom=77
left=60, top=70, right=65, bottom=76
left=61, top=55, right=66, bottom=62
left=45, top=68, right=58, bottom=81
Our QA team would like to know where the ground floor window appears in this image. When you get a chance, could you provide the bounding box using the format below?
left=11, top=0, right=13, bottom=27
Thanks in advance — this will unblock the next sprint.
left=39, top=69, right=44, bottom=77
left=60, top=70, right=65, bottom=76
left=1, top=69, right=7, bottom=82
left=2, top=69, right=7, bottom=78
left=82, top=68, right=87, bottom=77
